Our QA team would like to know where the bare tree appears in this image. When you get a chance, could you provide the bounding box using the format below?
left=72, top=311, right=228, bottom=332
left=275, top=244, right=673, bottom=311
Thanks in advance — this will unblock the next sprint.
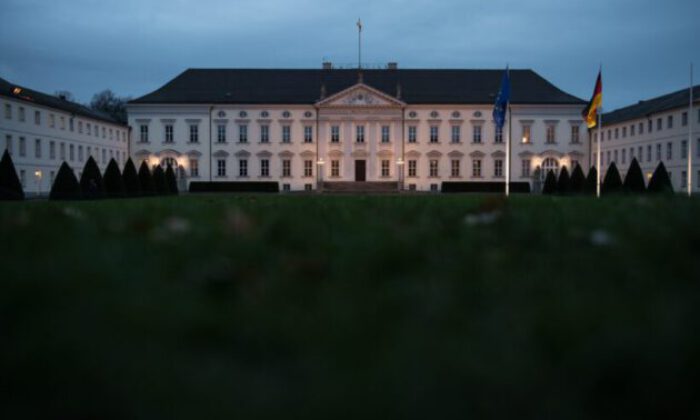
left=54, top=90, right=76, bottom=102
left=90, top=89, right=131, bottom=124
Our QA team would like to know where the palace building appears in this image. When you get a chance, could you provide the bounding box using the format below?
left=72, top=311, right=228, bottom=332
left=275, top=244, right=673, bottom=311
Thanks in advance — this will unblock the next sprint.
left=0, top=77, right=129, bottom=195
left=127, top=64, right=589, bottom=192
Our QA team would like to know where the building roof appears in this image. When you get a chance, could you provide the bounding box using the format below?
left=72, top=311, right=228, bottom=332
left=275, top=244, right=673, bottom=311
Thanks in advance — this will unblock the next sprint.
left=0, top=76, right=125, bottom=126
left=130, top=68, right=585, bottom=106
left=603, top=85, right=700, bottom=125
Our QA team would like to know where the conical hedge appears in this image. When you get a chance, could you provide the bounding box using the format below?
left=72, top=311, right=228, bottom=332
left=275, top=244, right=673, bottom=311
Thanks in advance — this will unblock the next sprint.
left=584, top=166, right=598, bottom=195
left=165, top=164, right=179, bottom=195
left=0, top=150, right=24, bottom=200
left=623, top=158, right=646, bottom=193
left=122, top=158, right=141, bottom=197
left=542, top=170, right=557, bottom=195
left=647, top=161, right=674, bottom=194
left=569, top=164, right=586, bottom=194
left=103, top=158, right=126, bottom=198
left=80, top=156, right=104, bottom=200
left=50, top=162, right=81, bottom=200
left=602, top=162, right=623, bottom=195
left=138, top=161, right=155, bottom=196
left=556, top=166, right=571, bottom=195
left=152, top=165, right=168, bottom=195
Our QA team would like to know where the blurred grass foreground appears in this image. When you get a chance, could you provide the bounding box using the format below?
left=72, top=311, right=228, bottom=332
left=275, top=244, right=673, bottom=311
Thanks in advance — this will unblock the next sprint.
left=1, top=194, right=700, bottom=419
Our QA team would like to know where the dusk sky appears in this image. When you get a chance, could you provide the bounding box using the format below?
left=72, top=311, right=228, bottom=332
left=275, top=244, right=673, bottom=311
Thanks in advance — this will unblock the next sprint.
left=1, top=0, right=698, bottom=110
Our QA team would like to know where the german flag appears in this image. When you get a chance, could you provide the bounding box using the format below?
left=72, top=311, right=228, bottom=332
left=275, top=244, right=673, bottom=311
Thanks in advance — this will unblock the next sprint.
left=582, top=71, right=602, bottom=129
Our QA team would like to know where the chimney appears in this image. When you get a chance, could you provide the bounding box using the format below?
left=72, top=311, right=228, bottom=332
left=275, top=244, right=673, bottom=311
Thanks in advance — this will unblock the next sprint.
left=387, top=62, right=398, bottom=70
left=322, top=62, right=333, bottom=70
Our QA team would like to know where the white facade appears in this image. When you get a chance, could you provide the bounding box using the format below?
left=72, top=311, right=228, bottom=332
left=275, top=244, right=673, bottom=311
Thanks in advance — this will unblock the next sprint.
left=128, top=83, right=587, bottom=191
left=1, top=93, right=129, bottom=195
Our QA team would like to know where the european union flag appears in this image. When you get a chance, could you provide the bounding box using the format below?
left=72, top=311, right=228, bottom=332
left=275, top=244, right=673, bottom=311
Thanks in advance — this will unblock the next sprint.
left=493, top=67, right=510, bottom=129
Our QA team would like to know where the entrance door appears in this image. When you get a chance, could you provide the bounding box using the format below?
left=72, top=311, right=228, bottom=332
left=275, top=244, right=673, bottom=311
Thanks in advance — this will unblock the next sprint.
left=355, top=160, right=366, bottom=181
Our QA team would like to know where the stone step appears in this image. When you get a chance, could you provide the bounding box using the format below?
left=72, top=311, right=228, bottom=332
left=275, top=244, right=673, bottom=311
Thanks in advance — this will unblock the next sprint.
left=322, top=181, right=399, bottom=193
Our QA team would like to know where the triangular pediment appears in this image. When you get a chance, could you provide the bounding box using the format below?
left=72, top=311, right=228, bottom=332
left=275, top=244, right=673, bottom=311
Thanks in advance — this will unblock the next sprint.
left=317, top=83, right=405, bottom=107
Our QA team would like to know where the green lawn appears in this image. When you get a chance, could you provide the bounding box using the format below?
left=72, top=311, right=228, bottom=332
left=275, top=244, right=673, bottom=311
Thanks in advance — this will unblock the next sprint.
left=2, top=194, right=700, bottom=419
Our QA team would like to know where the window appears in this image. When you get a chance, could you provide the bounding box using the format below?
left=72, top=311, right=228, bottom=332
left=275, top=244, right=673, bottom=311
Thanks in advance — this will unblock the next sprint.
left=622, top=127, right=627, bottom=138
left=656, top=143, right=662, bottom=161
left=408, top=126, right=417, bottom=143
left=260, top=159, right=269, bottom=177
left=381, top=126, right=390, bottom=143
left=381, top=160, right=391, bottom=177
left=35, top=139, right=41, bottom=158
left=20, top=170, right=25, bottom=187
left=331, top=160, right=340, bottom=177
left=546, top=124, right=556, bottom=144
left=657, top=118, right=662, bottom=131
left=50, top=171, right=55, bottom=185
left=638, top=146, right=643, bottom=161
left=78, top=121, right=83, bottom=134
left=607, top=129, right=611, bottom=141
left=521, top=159, right=531, bottom=177
left=60, top=116, right=65, bottom=130
left=239, top=159, right=248, bottom=177
left=430, top=126, right=439, bottom=143
left=614, top=128, right=619, bottom=139
left=472, top=126, right=482, bottom=144
left=304, top=126, right=313, bottom=143
left=542, top=158, right=559, bottom=175
left=60, top=143, right=66, bottom=160
left=165, top=124, right=174, bottom=143
left=140, top=125, right=149, bottom=142
left=50, top=114, right=55, bottom=128
left=239, top=125, right=248, bottom=143
left=283, top=183, right=291, bottom=192
left=647, top=145, right=652, bottom=162
left=282, top=159, right=291, bottom=177
left=667, top=142, right=673, bottom=160
left=69, top=118, right=74, bottom=131
left=606, top=151, right=611, bottom=165
left=622, top=149, right=626, bottom=165
left=282, top=125, right=291, bottom=143
left=19, top=107, right=25, bottom=122
left=681, top=171, right=687, bottom=189
left=682, top=112, right=688, bottom=126
left=217, top=159, right=226, bottom=177
left=697, top=138, right=700, bottom=157
left=571, top=125, right=580, bottom=143
left=260, top=125, right=269, bottom=143
left=495, top=126, right=503, bottom=144
left=494, top=159, right=504, bottom=177
left=630, top=124, right=635, bottom=136
left=5, top=135, right=11, bottom=155
left=304, top=160, right=313, bottom=177
left=4, top=104, right=10, bottom=119
left=648, top=120, right=653, bottom=132
left=408, top=160, right=417, bottom=177
left=667, top=115, right=673, bottom=129
left=78, top=145, right=84, bottom=162
left=331, top=125, right=340, bottom=143
left=49, top=141, right=55, bottom=159
left=190, top=159, right=199, bottom=177
left=639, top=122, right=644, bottom=134
left=190, top=125, right=199, bottom=143
left=102, top=149, right=106, bottom=164
left=630, top=147, right=635, bottom=160
left=69, top=144, right=75, bottom=161
left=472, top=159, right=482, bottom=177
left=102, top=127, right=106, bottom=138
left=614, top=150, right=618, bottom=163
left=521, top=125, right=531, bottom=144
left=451, top=159, right=460, bottom=177
left=34, top=110, right=41, bottom=125
left=19, top=137, right=26, bottom=157
left=429, top=159, right=438, bottom=177
left=356, top=125, right=365, bottom=143
left=87, top=146, right=92, bottom=158
left=450, top=125, right=461, bottom=143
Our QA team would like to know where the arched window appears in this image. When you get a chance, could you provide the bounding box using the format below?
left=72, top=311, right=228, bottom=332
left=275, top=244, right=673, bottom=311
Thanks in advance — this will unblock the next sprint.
left=542, top=157, right=559, bottom=176
left=161, top=157, right=177, bottom=169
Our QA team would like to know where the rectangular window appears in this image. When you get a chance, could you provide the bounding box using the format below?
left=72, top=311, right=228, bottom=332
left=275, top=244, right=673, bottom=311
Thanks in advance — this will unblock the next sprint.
left=451, top=125, right=461, bottom=143
left=614, top=150, right=618, bottom=163
left=102, top=127, right=106, bottom=138
left=34, top=110, right=41, bottom=125
left=657, top=118, right=662, bottom=131
left=472, top=126, right=482, bottom=143
left=622, top=148, right=626, bottom=164
left=78, top=121, right=83, bottom=134
left=217, top=159, right=226, bottom=177
left=282, top=125, right=291, bottom=143
left=522, top=159, right=531, bottom=177
left=239, top=125, right=248, bottom=143
left=522, top=125, right=531, bottom=144
left=472, top=159, right=482, bottom=177
left=408, top=160, right=417, bottom=177
left=682, top=112, right=688, bottom=126
left=60, top=116, right=65, bottom=130
left=614, top=128, right=619, bottom=140
left=381, top=125, right=390, bottom=143
left=546, top=125, right=556, bottom=144
left=607, top=129, right=611, bottom=141
left=304, top=126, right=313, bottom=143
left=429, top=159, right=438, bottom=177
left=356, top=125, right=365, bottom=143
left=140, top=125, right=149, bottom=142
left=648, top=120, right=653, bottom=133
left=430, top=126, right=439, bottom=143
left=19, top=107, right=25, bottom=122
left=656, top=143, right=662, bottom=161
left=60, top=143, right=65, bottom=160
left=622, top=127, right=627, bottom=138
left=304, top=160, right=313, bottom=177
left=494, top=159, right=504, bottom=177
left=639, top=122, right=644, bottom=134
left=331, top=125, right=340, bottom=143
left=647, top=145, right=652, bottom=162
left=260, top=125, right=269, bottom=143
left=451, top=159, right=460, bottom=177
left=631, top=124, right=636, bottom=136
left=50, top=114, right=55, bottom=128
left=667, top=115, right=673, bottom=129
left=495, top=126, right=503, bottom=144
left=69, top=118, right=74, bottom=131
left=571, top=125, right=580, bottom=143
left=19, top=137, right=26, bottom=157
left=638, top=146, right=642, bottom=161
left=49, top=141, right=55, bottom=159
left=87, top=146, right=92, bottom=158
left=190, top=159, right=199, bottom=177
left=331, top=160, right=340, bottom=177
left=606, top=151, right=611, bottom=165
left=667, top=142, right=673, bottom=160
left=35, top=138, right=41, bottom=158
left=408, top=126, right=417, bottom=143
left=102, top=149, right=106, bottom=164
left=282, top=159, right=291, bottom=177
left=239, top=159, right=248, bottom=177
left=681, top=171, right=687, bottom=189
left=381, top=159, right=390, bottom=177
left=189, top=125, right=199, bottom=143
left=165, top=125, right=174, bottom=143
left=260, top=159, right=269, bottom=177
left=78, top=145, right=83, bottom=162
left=69, top=144, right=74, bottom=161
left=4, top=104, right=10, bottom=119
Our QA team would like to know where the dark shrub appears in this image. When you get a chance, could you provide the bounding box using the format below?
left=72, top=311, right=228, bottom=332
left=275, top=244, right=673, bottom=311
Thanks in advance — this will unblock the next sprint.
left=440, top=182, right=531, bottom=193
left=557, top=166, right=571, bottom=195
left=50, top=162, right=81, bottom=200
left=584, top=166, right=598, bottom=195
left=122, top=158, right=141, bottom=197
left=647, top=161, right=674, bottom=194
left=623, top=158, right=646, bottom=193
left=0, top=150, right=24, bottom=200
left=138, top=161, right=155, bottom=196
left=602, top=162, right=623, bottom=195
left=103, top=159, right=126, bottom=198
left=542, top=170, right=557, bottom=195
left=165, top=164, right=179, bottom=195
left=80, top=156, right=104, bottom=199
left=569, top=164, right=586, bottom=194
left=152, top=165, right=168, bottom=195
left=190, top=182, right=283, bottom=193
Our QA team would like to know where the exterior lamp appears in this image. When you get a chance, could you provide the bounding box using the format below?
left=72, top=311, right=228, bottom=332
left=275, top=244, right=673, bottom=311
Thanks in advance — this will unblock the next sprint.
left=34, top=170, right=43, bottom=196
left=396, top=158, right=404, bottom=165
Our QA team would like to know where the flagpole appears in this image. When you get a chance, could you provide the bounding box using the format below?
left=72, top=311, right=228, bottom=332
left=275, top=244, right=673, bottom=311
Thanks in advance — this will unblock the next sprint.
left=688, top=62, right=693, bottom=196
left=506, top=103, right=511, bottom=197
left=357, top=19, right=362, bottom=69
left=596, top=65, right=602, bottom=198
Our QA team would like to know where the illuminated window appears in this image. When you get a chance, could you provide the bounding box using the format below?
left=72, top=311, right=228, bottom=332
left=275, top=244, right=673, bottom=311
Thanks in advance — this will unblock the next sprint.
left=542, top=158, right=559, bottom=175
left=190, top=159, right=199, bottom=177
left=521, top=125, right=531, bottom=144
